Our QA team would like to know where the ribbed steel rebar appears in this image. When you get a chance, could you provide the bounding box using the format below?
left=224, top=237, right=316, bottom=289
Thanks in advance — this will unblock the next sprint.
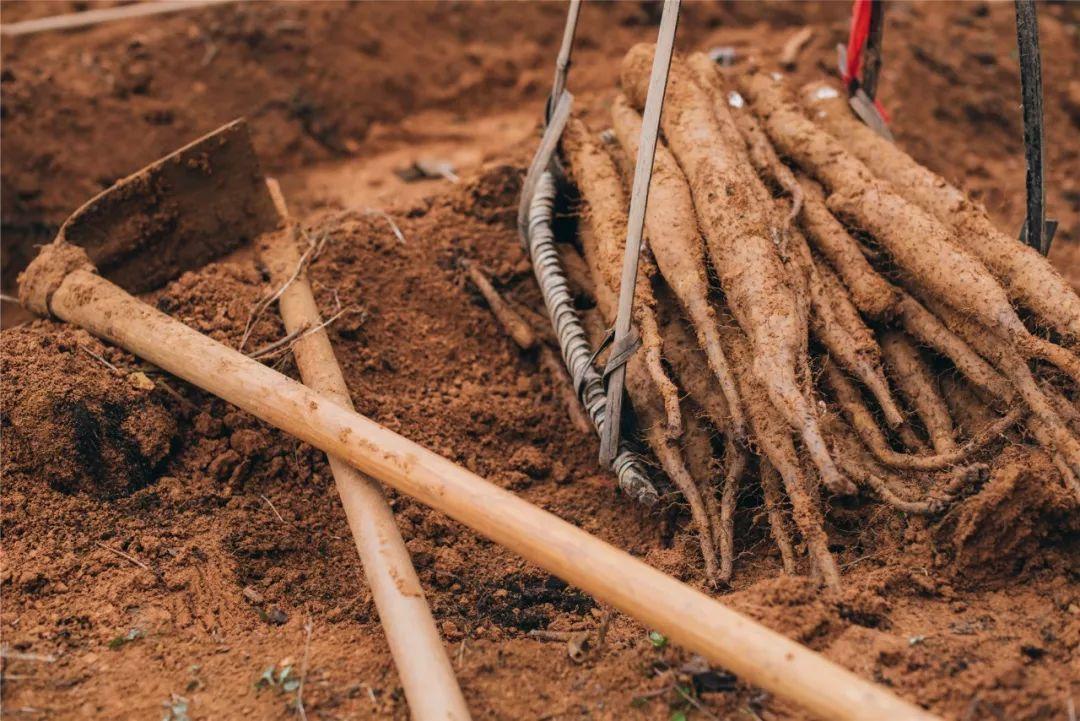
left=526, top=171, right=658, bottom=506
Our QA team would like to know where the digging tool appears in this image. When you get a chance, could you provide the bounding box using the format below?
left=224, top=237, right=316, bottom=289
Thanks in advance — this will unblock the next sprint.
left=18, top=133, right=938, bottom=721
left=51, top=118, right=278, bottom=293
left=600, top=0, right=680, bottom=466
left=838, top=0, right=892, bottom=141
left=258, top=180, right=471, bottom=720
left=1014, top=0, right=1057, bottom=255
left=48, top=119, right=469, bottom=720
left=518, top=93, right=658, bottom=506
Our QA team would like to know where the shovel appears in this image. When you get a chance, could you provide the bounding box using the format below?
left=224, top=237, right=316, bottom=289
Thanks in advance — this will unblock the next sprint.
left=18, top=122, right=939, bottom=721
left=41, top=120, right=472, bottom=720
left=55, top=118, right=278, bottom=293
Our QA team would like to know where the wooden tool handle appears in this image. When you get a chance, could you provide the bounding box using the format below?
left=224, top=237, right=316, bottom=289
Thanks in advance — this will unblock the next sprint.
left=258, top=180, right=470, bottom=720
left=21, top=244, right=940, bottom=721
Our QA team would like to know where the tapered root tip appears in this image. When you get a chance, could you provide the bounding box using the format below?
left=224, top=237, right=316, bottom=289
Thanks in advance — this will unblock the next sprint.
left=17, top=241, right=96, bottom=316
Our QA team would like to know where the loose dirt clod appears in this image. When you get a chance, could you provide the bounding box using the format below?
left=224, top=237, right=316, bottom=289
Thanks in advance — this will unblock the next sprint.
left=2, top=323, right=177, bottom=498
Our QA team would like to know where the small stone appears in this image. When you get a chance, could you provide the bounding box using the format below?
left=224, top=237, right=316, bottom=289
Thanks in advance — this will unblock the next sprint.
left=242, top=586, right=264, bottom=605
left=267, top=607, right=288, bottom=625
left=128, top=371, right=155, bottom=391
left=440, top=620, right=460, bottom=639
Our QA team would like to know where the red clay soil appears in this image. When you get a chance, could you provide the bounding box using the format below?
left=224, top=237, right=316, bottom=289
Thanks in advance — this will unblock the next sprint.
left=1, top=2, right=1078, bottom=720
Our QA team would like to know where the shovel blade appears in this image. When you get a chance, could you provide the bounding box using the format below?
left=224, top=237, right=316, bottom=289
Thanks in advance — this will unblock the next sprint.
left=57, top=118, right=279, bottom=293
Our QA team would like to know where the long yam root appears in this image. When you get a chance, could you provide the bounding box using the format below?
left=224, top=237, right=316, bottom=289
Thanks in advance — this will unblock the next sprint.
left=556, top=243, right=596, bottom=303
left=785, top=227, right=904, bottom=428
left=584, top=305, right=720, bottom=586
left=823, top=358, right=1021, bottom=471
left=796, top=174, right=898, bottom=319
left=802, top=81, right=1080, bottom=343
left=894, top=293, right=1015, bottom=405
left=816, top=260, right=902, bottom=427
left=623, top=45, right=852, bottom=496
left=574, top=194, right=720, bottom=585
left=919, top=294, right=1080, bottom=494
left=713, top=313, right=841, bottom=589
left=686, top=53, right=803, bottom=224
left=825, top=414, right=972, bottom=516
left=940, top=373, right=1001, bottom=438
left=760, top=460, right=798, bottom=575
left=648, top=425, right=721, bottom=586
left=610, top=95, right=747, bottom=441
left=655, top=302, right=747, bottom=583
left=657, top=278, right=838, bottom=584
left=879, top=331, right=959, bottom=454
left=793, top=172, right=1014, bottom=405
left=562, top=118, right=683, bottom=439
left=739, top=71, right=1080, bottom=388
left=681, top=400, right=725, bottom=557
left=718, top=434, right=748, bottom=583
left=1028, top=417, right=1080, bottom=499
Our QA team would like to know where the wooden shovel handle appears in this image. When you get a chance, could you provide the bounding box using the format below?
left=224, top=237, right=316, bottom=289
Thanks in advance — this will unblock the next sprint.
left=21, top=245, right=939, bottom=721
left=257, top=180, right=470, bottom=720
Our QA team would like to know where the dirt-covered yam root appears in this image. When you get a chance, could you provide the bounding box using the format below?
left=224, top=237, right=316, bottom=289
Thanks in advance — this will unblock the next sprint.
left=795, top=174, right=898, bottom=320
left=609, top=95, right=746, bottom=441
left=680, top=400, right=725, bottom=559
left=879, top=331, right=959, bottom=454
left=572, top=180, right=720, bottom=584
left=785, top=228, right=904, bottom=428
left=738, top=71, right=1080, bottom=388
left=562, top=118, right=683, bottom=438
left=825, top=414, right=972, bottom=515
left=685, top=52, right=803, bottom=223
left=822, top=359, right=1023, bottom=472
left=918, top=295, right=1080, bottom=495
left=622, top=45, right=853, bottom=497
left=583, top=305, right=720, bottom=586
left=655, top=303, right=747, bottom=583
left=713, top=315, right=841, bottom=589
left=801, top=80, right=1080, bottom=343
left=760, top=460, right=798, bottom=575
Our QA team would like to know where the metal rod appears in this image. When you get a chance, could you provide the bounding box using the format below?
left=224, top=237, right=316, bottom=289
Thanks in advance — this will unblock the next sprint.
left=599, top=0, right=681, bottom=465
left=1015, top=0, right=1048, bottom=255
left=525, top=172, right=658, bottom=505
left=862, top=0, right=885, bottom=101
left=549, top=0, right=583, bottom=119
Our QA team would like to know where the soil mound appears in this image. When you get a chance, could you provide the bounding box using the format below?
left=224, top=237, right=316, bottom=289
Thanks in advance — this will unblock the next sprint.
left=1, top=322, right=177, bottom=498
left=944, top=447, right=1079, bottom=581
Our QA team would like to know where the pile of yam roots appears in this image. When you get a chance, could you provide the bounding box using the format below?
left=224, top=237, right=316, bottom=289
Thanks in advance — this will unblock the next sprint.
left=557, top=44, right=1080, bottom=588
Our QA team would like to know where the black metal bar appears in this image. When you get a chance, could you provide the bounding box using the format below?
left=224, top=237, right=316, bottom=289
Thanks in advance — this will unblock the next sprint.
left=1015, top=0, right=1048, bottom=255
left=862, top=0, right=885, bottom=101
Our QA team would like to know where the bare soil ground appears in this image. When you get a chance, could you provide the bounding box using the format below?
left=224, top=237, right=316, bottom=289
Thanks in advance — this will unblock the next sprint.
left=1, top=2, right=1078, bottom=720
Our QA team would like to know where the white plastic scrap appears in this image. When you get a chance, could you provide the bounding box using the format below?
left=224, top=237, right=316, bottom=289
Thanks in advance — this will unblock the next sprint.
left=814, top=85, right=840, bottom=100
